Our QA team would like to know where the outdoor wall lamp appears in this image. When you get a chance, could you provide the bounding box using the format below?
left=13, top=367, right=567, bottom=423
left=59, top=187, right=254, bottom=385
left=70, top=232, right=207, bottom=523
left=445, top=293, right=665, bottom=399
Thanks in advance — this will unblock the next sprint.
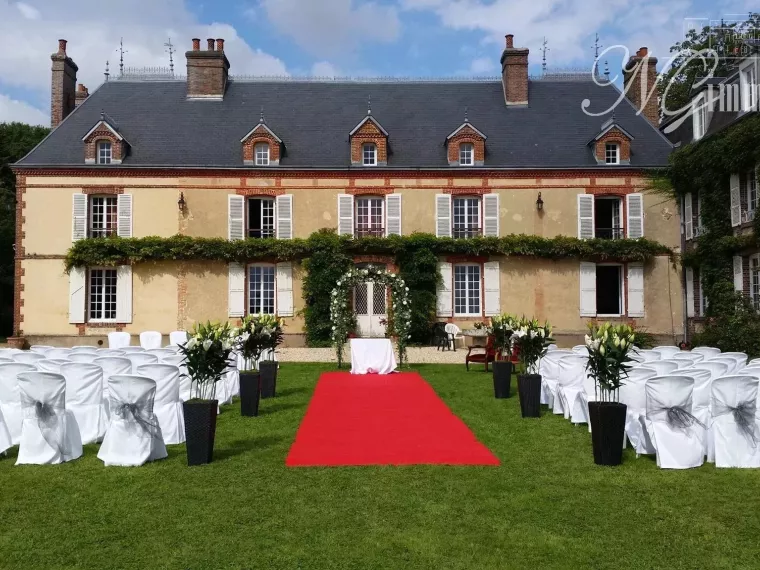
left=536, top=192, right=544, bottom=212
left=178, top=192, right=187, bottom=212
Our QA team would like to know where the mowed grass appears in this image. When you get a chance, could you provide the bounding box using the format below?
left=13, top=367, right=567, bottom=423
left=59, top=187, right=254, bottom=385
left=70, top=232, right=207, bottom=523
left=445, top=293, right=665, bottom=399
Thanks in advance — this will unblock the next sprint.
left=1, top=363, right=759, bottom=570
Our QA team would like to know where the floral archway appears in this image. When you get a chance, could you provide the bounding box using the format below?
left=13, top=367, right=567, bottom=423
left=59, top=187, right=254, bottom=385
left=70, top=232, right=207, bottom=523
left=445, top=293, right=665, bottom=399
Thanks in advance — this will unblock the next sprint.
left=330, top=265, right=412, bottom=368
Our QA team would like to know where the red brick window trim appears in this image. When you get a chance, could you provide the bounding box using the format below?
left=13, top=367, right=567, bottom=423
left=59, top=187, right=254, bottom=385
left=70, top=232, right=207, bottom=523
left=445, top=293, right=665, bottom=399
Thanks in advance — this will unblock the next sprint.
left=444, top=187, right=491, bottom=195
left=82, top=187, right=124, bottom=195
left=346, top=187, right=394, bottom=196
left=236, top=188, right=285, bottom=197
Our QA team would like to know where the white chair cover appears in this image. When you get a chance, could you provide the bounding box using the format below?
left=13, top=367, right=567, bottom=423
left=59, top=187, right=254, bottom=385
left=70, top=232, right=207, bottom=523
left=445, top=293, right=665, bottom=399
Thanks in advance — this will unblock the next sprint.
left=12, top=352, right=47, bottom=365
left=71, top=346, right=98, bottom=354
left=0, top=363, right=37, bottom=445
left=135, top=364, right=185, bottom=444
left=161, top=355, right=190, bottom=401
left=539, top=350, right=573, bottom=407
left=146, top=348, right=176, bottom=360
left=225, top=355, right=240, bottom=399
left=619, top=367, right=657, bottom=455
left=645, top=375, right=704, bottom=469
left=0, top=407, right=11, bottom=454
left=691, top=362, right=729, bottom=381
left=60, top=363, right=108, bottom=445
left=662, top=358, right=692, bottom=370
left=169, top=330, right=188, bottom=346
left=0, top=357, right=14, bottom=364
left=93, top=357, right=133, bottom=412
left=15, top=372, right=83, bottom=465
left=120, top=346, right=146, bottom=354
left=709, top=357, right=740, bottom=375
left=749, top=358, right=760, bottom=367
left=719, top=352, right=748, bottom=371
left=68, top=353, right=97, bottom=364
left=671, top=352, right=705, bottom=364
left=742, top=367, right=760, bottom=379
left=139, top=331, right=163, bottom=349
left=108, top=332, right=132, bottom=349
left=571, top=345, right=587, bottom=355
left=29, top=345, right=54, bottom=354
left=636, top=350, right=662, bottom=362
left=125, top=353, right=159, bottom=368
left=96, top=349, right=126, bottom=357
left=44, top=348, right=71, bottom=360
left=636, top=360, right=677, bottom=377
left=710, top=375, right=760, bottom=468
left=556, top=355, right=588, bottom=423
left=692, top=346, right=721, bottom=359
left=546, top=344, right=558, bottom=352
left=97, top=374, right=168, bottom=466
left=652, top=346, right=681, bottom=359
left=36, top=359, right=71, bottom=373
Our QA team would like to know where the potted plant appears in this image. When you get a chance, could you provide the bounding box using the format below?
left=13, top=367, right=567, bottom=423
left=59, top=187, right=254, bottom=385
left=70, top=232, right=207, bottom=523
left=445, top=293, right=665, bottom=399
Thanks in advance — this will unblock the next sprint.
left=177, top=321, right=235, bottom=466
left=259, top=315, right=284, bottom=398
left=513, top=317, right=553, bottom=418
left=237, top=314, right=284, bottom=404
left=585, top=323, right=636, bottom=466
left=490, top=314, right=515, bottom=399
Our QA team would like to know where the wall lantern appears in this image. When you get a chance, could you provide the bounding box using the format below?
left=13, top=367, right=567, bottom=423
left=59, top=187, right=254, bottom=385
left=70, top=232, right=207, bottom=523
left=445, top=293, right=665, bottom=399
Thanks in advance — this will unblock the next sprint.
left=536, top=192, right=544, bottom=212
left=178, top=192, right=187, bottom=212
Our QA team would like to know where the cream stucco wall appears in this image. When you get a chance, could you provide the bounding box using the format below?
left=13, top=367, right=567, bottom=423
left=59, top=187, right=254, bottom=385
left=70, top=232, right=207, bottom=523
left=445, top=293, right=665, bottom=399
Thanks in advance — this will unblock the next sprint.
left=21, top=259, right=71, bottom=335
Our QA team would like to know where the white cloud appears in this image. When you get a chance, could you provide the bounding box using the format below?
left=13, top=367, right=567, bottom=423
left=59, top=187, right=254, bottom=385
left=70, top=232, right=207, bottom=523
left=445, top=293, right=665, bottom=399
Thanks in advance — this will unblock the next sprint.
left=0, top=94, right=48, bottom=125
left=16, top=2, right=41, bottom=20
left=311, top=61, right=343, bottom=77
left=257, top=0, right=401, bottom=58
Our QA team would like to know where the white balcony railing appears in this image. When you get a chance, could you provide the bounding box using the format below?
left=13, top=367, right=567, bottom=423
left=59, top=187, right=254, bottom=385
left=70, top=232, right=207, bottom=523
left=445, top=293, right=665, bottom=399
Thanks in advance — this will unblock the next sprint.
left=693, top=225, right=706, bottom=237
left=741, top=209, right=756, bottom=224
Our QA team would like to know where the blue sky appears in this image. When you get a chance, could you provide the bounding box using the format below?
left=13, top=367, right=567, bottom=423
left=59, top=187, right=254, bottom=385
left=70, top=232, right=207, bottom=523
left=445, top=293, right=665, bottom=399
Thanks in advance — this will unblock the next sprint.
left=0, top=0, right=755, bottom=125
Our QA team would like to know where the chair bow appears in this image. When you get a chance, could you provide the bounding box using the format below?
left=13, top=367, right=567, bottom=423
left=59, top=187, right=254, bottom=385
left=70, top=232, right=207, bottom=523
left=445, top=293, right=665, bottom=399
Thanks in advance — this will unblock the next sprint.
left=112, top=395, right=161, bottom=438
left=713, top=398, right=759, bottom=446
left=649, top=393, right=705, bottom=432
left=20, top=393, right=65, bottom=456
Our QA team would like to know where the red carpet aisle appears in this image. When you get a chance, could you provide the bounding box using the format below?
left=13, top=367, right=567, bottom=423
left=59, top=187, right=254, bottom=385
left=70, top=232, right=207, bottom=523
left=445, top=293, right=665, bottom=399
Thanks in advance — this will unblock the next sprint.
left=286, top=372, right=500, bottom=466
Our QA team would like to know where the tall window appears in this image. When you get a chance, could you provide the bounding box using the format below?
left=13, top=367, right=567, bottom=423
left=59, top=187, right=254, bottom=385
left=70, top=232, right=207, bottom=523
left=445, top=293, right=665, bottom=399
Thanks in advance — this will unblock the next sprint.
left=254, top=143, right=270, bottom=166
left=355, top=197, right=384, bottom=237
left=249, top=265, right=275, bottom=314
left=751, top=255, right=760, bottom=312
left=741, top=64, right=758, bottom=112
left=594, top=197, right=622, bottom=239
left=97, top=141, right=112, bottom=165
left=693, top=94, right=707, bottom=140
left=248, top=198, right=275, bottom=238
left=89, top=196, right=118, bottom=237
left=459, top=143, right=474, bottom=166
left=748, top=169, right=758, bottom=215
left=604, top=143, right=620, bottom=165
left=362, top=143, right=377, bottom=166
left=89, top=268, right=117, bottom=321
left=452, top=197, right=481, bottom=238
left=454, top=264, right=481, bottom=316
left=596, top=265, right=623, bottom=316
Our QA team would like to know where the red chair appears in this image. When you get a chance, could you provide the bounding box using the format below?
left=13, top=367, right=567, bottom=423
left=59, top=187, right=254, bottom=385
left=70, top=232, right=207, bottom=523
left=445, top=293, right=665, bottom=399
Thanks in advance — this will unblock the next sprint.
left=466, top=335, right=497, bottom=372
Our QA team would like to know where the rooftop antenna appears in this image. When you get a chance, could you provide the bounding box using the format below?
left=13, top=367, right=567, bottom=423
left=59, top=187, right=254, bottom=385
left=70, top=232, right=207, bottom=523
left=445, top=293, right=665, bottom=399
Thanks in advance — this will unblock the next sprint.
left=591, top=33, right=603, bottom=78
left=367, top=94, right=372, bottom=115
left=116, top=38, right=128, bottom=77
left=104, top=60, right=110, bottom=82
left=164, top=37, right=175, bottom=77
left=541, top=37, right=550, bottom=74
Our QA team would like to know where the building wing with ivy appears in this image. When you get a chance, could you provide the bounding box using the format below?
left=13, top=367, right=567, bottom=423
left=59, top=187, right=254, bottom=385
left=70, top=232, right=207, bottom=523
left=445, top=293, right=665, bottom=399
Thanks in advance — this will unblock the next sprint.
left=12, top=36, right=678, bottom=348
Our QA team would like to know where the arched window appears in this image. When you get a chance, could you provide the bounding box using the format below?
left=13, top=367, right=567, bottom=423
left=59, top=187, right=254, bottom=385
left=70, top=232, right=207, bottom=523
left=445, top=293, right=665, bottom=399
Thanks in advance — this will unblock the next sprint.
left=362, top=143, right=377, bottom=166
left=254, top=142, right=270, bottom=166
left=97, top=141, right=112, bottom=165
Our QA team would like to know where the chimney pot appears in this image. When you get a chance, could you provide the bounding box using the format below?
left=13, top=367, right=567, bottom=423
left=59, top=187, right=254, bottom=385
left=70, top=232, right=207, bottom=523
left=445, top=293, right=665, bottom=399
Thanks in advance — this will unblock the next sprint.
left=637, top=47, right=648, bottom=57
left=207, top=38, right=215, bottom=51
left=500, top=34, right=528, bottom=106
left=216, top=38, right=224, bottom=51
left=58, top=39, right=67, bottom=54
left=505, top=34, right=514, bottom=49
left=192, top=38, right=200, bottom=51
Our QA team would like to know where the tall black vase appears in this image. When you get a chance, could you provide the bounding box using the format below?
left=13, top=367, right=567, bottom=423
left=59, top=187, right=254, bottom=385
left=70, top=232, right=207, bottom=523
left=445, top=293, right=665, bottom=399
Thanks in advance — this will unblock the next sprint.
left=492, top=360, right=512, bottom=399
left=239, top=372, right=261, bottom=417
left=259, top=361, right=278, bottom=399
left=588, top=401, right=627, bottom=466
left=517, top=374, right=542, bottom=418
left=183, top=400, right=218, bottom=466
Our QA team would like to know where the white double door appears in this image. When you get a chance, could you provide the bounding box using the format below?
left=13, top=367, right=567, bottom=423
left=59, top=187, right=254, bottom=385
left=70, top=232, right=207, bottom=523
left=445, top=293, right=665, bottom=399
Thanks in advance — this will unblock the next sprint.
left=353, top=275, right=387, bottom=339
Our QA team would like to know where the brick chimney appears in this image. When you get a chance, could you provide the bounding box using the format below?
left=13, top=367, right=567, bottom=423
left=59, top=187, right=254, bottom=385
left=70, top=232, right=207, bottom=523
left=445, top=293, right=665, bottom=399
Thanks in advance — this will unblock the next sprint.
left=186, top=37, right=230, bottom=100
left=623, top=47, right=659, bottom=126
left=75, top=84, right=89, bottom=107
left=500, top=34, right=529, bottom=106
left=50, top=39, right=78, bottom=128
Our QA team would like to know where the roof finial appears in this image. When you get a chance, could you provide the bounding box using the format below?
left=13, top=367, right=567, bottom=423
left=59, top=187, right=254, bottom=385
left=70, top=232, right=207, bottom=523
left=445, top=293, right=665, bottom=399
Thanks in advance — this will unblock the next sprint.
left=541, top=37, right=549, bottom=74
left=591, top=33, right=603, bottom=78
left=604, top=60, right=610, bottom=80
left=464, top=106, right=469, bottom=123
left=164, top=37, right=175, bottom=77
left=260, top=106, right=265, bottom=123
left=104, top=60, right=110, bottom=82
left=367, top=94, right=371, bottom=115
left=116, top=37, right=128, bottom=77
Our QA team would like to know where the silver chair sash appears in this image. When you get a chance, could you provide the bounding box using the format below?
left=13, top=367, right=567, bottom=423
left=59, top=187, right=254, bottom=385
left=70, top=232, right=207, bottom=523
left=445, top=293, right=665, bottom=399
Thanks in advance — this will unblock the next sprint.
left=713, top=398, right=759, bottom=446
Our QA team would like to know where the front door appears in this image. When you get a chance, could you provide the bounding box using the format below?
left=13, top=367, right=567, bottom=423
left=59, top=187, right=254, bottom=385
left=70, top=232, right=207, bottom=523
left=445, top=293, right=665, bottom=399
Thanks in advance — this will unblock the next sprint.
left=353, top=275, right=387, bottom=338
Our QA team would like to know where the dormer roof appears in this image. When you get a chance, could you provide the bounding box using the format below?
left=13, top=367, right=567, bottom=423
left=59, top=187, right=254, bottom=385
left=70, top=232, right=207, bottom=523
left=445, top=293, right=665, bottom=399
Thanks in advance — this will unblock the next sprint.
left=349, top=115, right=388, bottom=137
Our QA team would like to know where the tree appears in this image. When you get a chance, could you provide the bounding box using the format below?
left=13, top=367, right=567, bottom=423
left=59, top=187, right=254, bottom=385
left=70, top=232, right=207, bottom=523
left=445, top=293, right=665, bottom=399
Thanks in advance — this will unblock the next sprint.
left=658, top=13, right=760, bottom=117
left=0, top=122, right=50, bottom=336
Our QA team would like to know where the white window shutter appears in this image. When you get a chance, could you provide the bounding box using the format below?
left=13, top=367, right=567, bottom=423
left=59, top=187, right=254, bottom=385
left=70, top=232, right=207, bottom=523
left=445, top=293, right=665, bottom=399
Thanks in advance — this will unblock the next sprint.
left=626, top=193, right=644, bottom=238
left=385, top=194, right=402, bottom=236
left=117, top=194, right=133, bottom=238
left=228, top=195, right=245, bottom=241
left=577, top=194, right=595, bottom=239
left=116, top=265, right=133, bottom=323
left=730, top=174, right=741, bottom=227
left=436, top=261, right=453, bottom=317
left=685, top=268, right=695, bottom=317
left=699, top=274, right=706, bottom=316
left=72, top=194, right=87, bottom=241
left=337, top=194, right=354, bottom=236
left=228, top=262, right=245, bottom=317
left=483, top=194, right=500, bottom=237
left=276, top=194, right=293, bottom=239
left=697, top=191, right=703, bottom=231
left=68, top=267, right=86, bottom=323
left=579, top=262, right=597, bottom=317
left=435, top=194, right=452, bottom=238
left=483, top=261, right=500, bottom=316
left=627, top=262, right=645, bottom=317
left=733, top=256, right=744, bottom=293
left=276, top=262, right=294, bottom=317
left=684, top=193, right=693, bottom=240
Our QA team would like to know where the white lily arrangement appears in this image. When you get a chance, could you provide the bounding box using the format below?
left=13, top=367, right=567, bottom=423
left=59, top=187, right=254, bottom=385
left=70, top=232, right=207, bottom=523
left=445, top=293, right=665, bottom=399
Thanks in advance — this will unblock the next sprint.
left=177, top=321, right=236, bottom=401
left=584, top=322, right=636, bottom=402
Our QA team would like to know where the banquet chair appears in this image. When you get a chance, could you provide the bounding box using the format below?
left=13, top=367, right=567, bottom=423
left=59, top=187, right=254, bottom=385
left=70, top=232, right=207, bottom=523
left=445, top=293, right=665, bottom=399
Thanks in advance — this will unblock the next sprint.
left=169, top=330, right=188, bottom=347
left=444, top=324, right=464, bottom=351
left=652, top=346, right=681, bottom=359
left=642, top=360, right=679, bottom=376
left=60, top=363, right=108, bottom=445
left=680, top=368, right=712, bottom=452
left=96, top=349, right=126, bottom=358
left=636, top=349, right=662, bottom=362
left=29, top=345, right=54, bottom=354
left=556, top=355, right=588, bottom=422
left=0, top=357, right=14, bottom=364
left=139, top=331, right=163, bottom=350
left=645, top=375, right=704, bottom=469
left=671, top=352, right=705, bottom=365
left=465, top=335, right=497, bottom=372
left=690, top=361, right=729, bottom=381
left=710, top=375, right=760, bottom=468
left=36, top=359, right=71, bottom=373
left=71, top=346, right=98, bottom=354
left=571, top=345, right=587, bottom=355
left=12, top=352, right=47, bottom=366
left=618, top=367, right=657, bottom=455
left=93, top=357, right=133, bottom=408
left=692, top=346, right=721, bottom=359
left=68, top=353, right=97, bottom=364
left=546, top=344, right=558, bottom=352
left=661, top=358, right=692, bottom=370
left=0, top=407, right=11, bottom=455
left=162, top=355, right=191, bottom=401
left=125, top=353, right=159, bottom=368
left=108, top=332, right=132, bottom=349
left=44, top=348, right=72, bottom=360
left=741, top=366, right=760, bottom=378
left=749, top=358, right=760, bottom=367
left=119, top=346, right=146, bottom=354
left=135, top=364, right=185, bottom=445
left=720, top=352, right=748, bottom=371
left=539, top=350, right=573, bottom=407
left=0, top=363, right=36, bottom=445
left=709, top=357, right=740, bottom=375
left=15, top=371, right=83, bottom=465
left=146, top=348, right=176, bottom=360
left=98, top=374, right=168, bottom=467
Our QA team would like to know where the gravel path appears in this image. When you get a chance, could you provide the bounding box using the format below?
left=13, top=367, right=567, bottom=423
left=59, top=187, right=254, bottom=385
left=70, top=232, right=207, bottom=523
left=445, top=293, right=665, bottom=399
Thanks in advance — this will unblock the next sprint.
left=277, top=346, right=468, bottom=364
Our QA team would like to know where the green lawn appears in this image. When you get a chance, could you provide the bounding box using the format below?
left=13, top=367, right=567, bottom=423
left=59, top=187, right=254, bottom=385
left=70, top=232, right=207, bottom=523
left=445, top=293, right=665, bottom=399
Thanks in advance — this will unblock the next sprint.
left=1, top=363, right=759, bottom=570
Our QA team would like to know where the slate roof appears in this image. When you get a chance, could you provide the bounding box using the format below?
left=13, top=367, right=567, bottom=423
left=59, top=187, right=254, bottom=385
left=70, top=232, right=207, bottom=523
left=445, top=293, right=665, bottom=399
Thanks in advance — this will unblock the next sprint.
left=18, top=78, right=672, bottom=169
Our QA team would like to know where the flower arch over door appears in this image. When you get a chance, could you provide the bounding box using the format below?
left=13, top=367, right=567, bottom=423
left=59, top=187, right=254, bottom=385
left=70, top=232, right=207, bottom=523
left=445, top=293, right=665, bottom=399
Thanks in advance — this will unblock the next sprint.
left=330, top=265, right=411, bottom=368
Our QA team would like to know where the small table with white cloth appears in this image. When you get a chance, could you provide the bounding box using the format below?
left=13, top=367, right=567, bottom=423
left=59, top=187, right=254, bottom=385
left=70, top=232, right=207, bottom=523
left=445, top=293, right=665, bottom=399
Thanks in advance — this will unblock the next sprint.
left=350, top=339, right=397, bottom=375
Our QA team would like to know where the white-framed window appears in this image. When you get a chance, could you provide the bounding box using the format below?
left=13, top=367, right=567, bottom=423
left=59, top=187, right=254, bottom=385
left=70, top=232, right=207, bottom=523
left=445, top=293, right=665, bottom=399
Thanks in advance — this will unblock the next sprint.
left=88, top=268, right=117, bottom=321
left=594, top=196, right=623, bottom=239
left=254, top=143, right=270, bottom=166
left=748, top=169, right=758, bottom=215
left=693, top=93, right=707, bottom=140
left=751, top=254, right=760, bottom=312
left=248, top=264, right=276, bottom=315
left=604, top=143, right=620, bottom=165
left=247, top=197, right=275, bottom=238
left=89, top=195, right=118, bottom=237
left=740, top=62, right=758, bottom=112
left=453, top=263, right=481, bottom=316
left=362, top=143, right=377, bottom=166
left=355, top=196, right=384, bottom=237
left=97, top=141, right=112, bottom=165
left=452, top=196, right=481, bottom=238
left=459, top=143, right=474, bottom=166
left=596, top=264, right=624, bottom=316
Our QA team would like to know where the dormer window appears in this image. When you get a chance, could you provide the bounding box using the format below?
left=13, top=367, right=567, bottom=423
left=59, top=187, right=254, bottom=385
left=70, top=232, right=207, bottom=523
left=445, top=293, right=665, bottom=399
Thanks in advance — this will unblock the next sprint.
left=97, top=141, right=112, bottom=164
left=605, top=143, right=620, bottom=165
left=241, top=119, right=283, bottom=166
left=589, top=121, right=633, bottom=165
left=82, top=114, right=127, bottom=165
left=459, top=143, right=474, bottom=166
left=255, top=143, right=270, bottom=166
left=350, top=112, right=388, bottom=166
left=363, top=143, right=377, bottom=166
left=740, top=61, right=758, bottom=112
